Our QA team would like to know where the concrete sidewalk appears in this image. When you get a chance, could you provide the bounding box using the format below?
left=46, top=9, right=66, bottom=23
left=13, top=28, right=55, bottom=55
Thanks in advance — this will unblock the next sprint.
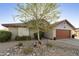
left=57, top=39, right=79, bottom=47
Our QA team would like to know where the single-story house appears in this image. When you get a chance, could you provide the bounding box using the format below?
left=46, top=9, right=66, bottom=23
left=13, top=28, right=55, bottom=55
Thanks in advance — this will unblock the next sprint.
left=2, top=19, right=77, bottom=40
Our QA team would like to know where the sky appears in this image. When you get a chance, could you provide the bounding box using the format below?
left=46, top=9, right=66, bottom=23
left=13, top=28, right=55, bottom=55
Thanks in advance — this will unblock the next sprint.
left=0, top=3, right=79, bottom=28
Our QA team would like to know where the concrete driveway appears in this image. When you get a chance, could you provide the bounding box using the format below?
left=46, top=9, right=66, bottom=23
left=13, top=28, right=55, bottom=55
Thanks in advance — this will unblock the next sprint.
left=57, top=39, right=79, bottom=47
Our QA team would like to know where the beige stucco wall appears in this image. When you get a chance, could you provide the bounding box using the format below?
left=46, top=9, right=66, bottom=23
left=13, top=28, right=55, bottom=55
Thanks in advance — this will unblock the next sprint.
left=7, top=26, right=38, bottom=40
left=8, top=27, right=18, bottom=40
left=8, top=27, right=30, bottom=40
left=45, top=21, right=75, bottom=39
left=18, top=28, right=29, bottom=36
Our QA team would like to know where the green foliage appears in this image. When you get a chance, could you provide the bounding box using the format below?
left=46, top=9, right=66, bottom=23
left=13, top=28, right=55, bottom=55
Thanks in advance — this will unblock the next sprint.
left=15, top=3, right=60, bottom=41
left=15, top=36, right=31, bottom=41
left=15, top=3, right=60, bottom=30
left=15, top=3, right=60, bottom=22
left=22, top=47, right=33, bottom=54
left=0, top=30, right=12, bottom=42
left=46, top=43, right=53, bottom=48
left=34, top=31, right=44, bottom=40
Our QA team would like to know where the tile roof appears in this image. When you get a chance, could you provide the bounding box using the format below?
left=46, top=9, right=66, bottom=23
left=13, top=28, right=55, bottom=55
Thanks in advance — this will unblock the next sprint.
left=2, top=23, right=27, bottom=27
left=2, top=19, right=76, bottom=30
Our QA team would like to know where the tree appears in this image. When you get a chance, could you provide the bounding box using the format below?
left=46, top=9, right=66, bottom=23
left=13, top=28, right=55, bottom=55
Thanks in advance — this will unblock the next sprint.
left=15, top=3, right=60, bottom=42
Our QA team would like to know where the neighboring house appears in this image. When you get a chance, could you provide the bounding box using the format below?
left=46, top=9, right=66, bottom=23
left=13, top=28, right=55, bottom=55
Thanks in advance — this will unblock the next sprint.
left=2, top=19, right=77, bottom=40
left=75, top=28, right=79, bottom=39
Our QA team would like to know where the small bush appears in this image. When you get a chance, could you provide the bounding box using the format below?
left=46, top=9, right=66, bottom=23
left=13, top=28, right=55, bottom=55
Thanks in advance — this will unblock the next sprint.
left=16, top=42, right=23, bottom=47
left=0, top=30, right=12, bottom=42
left=22, top=47, right=33, bottom=54
left=15, top=36, right=31, bottom=41
left=34, top=31, right=44, bottom=40
left=46, top=43, right=53, bottom=48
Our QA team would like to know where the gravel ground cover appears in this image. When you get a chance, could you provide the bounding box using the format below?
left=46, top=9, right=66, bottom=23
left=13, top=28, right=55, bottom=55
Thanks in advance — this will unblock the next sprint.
left=0, top=39, right=79, bottom=56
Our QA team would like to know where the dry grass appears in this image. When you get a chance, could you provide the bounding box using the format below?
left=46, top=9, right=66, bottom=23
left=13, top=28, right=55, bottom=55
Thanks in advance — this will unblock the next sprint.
left=22, top=47, right=33, bottom=54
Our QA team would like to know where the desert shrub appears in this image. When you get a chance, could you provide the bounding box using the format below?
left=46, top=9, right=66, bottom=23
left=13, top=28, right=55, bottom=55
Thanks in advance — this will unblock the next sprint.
left=0, top=30, right=12, bottom=42
left=22, top=47, right=33, bottom=54
left=15, top=36, right=31, bottom=41
left=34, top=31, right=44, bottom=40
left=16, top=42, right=23, bottom=47
left=46, top=43, right=53, bottom=48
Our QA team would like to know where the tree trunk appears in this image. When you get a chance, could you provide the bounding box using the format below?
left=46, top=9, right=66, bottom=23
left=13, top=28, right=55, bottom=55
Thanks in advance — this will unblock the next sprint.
left=37, top=28, right=40, bottom=41
left=36, top=4, right=41, bottom=44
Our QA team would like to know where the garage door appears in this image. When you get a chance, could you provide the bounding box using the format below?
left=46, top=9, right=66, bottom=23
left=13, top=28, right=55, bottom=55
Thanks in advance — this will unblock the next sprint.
left=56, top=29, right=71, bottom=39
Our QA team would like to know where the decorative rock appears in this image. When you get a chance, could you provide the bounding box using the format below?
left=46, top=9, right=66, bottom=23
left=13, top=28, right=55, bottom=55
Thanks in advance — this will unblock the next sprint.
left=32, top=53, right=36, bottom=56
left=7, top=48, right=10, bottom=51
left=1, top=41, right=79, bottom=56
left=6, top=53, right=10, bottom=56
